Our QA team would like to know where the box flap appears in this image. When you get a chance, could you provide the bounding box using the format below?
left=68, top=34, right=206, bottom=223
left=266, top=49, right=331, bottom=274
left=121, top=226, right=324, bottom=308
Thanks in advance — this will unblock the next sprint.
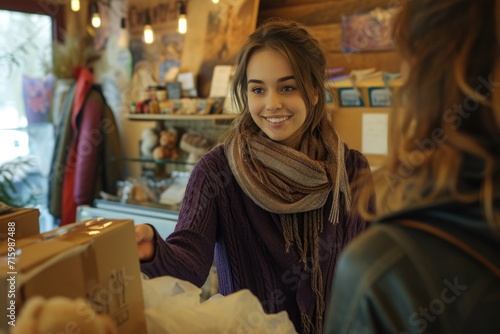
left=1, top=219, right=131, bottom=273
left=0, top=207, right=39, bottom=220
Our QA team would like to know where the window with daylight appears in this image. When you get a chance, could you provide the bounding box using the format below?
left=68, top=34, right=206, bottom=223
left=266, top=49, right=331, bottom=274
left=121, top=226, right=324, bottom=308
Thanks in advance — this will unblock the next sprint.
left=0, top=9, right=56, bottom=231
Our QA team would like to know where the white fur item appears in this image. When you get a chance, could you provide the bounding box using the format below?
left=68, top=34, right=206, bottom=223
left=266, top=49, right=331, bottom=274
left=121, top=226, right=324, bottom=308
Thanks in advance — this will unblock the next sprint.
left=12, top=296, right=117, bottom=334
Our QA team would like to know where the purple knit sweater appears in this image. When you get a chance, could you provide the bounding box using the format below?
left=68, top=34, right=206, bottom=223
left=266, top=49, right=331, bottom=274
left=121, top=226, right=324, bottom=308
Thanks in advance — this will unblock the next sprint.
left=141, top=144, right=370, bottom=333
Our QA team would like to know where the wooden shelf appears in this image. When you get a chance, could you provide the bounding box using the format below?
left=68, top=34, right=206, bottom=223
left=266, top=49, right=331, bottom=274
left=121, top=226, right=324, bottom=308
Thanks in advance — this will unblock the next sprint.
left=332, top=107, right=393, bottom=113
left=118, top=157, right=196, bottom=165
left=127, top=113, right=239, bottom=121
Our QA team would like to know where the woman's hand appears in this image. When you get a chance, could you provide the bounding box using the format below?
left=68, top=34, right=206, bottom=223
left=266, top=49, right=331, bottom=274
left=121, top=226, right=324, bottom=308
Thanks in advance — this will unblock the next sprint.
left=135, top=224, right=155, bottom=261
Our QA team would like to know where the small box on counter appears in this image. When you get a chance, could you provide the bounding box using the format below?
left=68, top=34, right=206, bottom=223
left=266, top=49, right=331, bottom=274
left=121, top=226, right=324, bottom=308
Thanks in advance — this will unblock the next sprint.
left=329, top=78, right=368, bottom=107
left=0, top=207, right=39, bottom=241
left=0, top=218, right=147, bottom=334
left=338, top=87, right=366, bottom=107
left=368, top=86, right=393, bottom=107
left=328, top=70, right=401, bottom=108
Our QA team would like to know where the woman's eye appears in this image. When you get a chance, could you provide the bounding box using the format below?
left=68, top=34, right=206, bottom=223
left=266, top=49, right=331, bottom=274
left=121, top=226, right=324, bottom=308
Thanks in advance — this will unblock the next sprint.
left=282, top=86, right=295, bottom=92
left=251, top=87, right=264, bottom=94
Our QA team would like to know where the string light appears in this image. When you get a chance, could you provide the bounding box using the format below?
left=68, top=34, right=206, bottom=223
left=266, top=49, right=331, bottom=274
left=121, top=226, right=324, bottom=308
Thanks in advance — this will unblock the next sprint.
left=91, top=2, right=101, bottom=28
left=178, top=1, right=187, bottom=34
left=71, top=0, right=80, bottom=12
left=212, top=0, right=219, bottom=3
left=143, top=10, right=154, bottom=44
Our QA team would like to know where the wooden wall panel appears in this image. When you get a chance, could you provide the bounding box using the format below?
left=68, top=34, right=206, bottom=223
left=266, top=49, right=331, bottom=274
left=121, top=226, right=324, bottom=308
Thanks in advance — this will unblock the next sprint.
left=309, top=24, right=400, bottom=73
left=327, top=51, right=401, bottom=72
left=258, top=0, right=396, bottom=25
left=257, top=0, right=401, bottom=73
left=332, top=107, right=390, bottom=168
left=259, top=0, right=323, bottom=10
left=309, top=23, right=342, bottom=53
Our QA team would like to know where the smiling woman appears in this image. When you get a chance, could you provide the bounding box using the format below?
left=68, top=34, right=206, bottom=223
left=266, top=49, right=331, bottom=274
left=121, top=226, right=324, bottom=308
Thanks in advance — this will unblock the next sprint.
left=135, top=18, right=373, bottom=334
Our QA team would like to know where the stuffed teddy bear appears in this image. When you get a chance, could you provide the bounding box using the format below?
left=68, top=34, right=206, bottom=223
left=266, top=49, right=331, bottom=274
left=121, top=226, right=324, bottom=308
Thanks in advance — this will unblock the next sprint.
left=12, top=296, right=117, bottom=334
left=152, top=129, right=180, bottom=161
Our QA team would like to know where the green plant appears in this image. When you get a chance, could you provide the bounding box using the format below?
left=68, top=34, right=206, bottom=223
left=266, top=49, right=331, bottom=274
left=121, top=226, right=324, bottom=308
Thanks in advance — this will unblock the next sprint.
left=0, top=157, right=38, bottom=207
left=49, top=35, right=84, bottom=79
left=43, top=32, right=101, bottom=79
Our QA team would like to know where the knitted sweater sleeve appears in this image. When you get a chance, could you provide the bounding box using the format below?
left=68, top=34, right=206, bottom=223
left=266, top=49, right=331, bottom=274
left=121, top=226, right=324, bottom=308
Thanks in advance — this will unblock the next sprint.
left=140, top=150, right=221, bottom=287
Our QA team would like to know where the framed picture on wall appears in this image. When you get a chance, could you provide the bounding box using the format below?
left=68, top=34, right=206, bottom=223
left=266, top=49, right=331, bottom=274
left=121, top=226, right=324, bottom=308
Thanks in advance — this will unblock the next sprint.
left=128, top=1, right=183, bottom=83
left=341, top=6, right=398, bottom=53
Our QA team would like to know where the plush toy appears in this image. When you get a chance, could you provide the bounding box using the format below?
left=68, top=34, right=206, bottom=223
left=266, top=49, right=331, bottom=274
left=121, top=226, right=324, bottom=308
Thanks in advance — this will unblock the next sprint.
left=179, top=133, right=211, bottom=170
left=140, top=128, right=159, bottom=158
left=152, top=129, right=180, bottom=161
left=12, top=296, right=118, bottom=334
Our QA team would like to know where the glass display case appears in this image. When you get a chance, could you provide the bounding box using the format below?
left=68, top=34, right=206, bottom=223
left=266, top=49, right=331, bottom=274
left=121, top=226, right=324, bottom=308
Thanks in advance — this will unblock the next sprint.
left=76, top=199, right=179, bottom=239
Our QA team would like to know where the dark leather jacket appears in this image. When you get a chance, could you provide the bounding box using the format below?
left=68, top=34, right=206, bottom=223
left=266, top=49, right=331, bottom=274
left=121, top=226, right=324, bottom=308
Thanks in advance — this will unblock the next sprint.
left=324, top=199, right=500, bottom=334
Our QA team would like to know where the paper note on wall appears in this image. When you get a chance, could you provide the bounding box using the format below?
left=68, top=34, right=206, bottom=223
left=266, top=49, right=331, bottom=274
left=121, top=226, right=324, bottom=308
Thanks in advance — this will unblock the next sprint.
left=362, top=113, right=388, bottom=155
left=209, top=65, right=233, bottom=98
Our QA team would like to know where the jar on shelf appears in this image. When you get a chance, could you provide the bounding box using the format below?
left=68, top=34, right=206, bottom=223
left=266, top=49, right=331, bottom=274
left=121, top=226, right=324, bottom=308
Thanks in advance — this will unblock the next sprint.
left=156, top=86, right=167, bottom=101
left=147, top=85, right=157, bottom=101
left=135, top=101, right=144, bottom=113
left=149, top=99, right=160, bottom=114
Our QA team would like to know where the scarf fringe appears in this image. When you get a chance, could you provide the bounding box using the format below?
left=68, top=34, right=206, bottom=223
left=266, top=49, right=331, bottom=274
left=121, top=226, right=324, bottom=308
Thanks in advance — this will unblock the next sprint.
left=301, top=313, right=314, bottom=334
left=285, top=209, right=326, bottom=334
left=329, top=142, right=352, bottom=224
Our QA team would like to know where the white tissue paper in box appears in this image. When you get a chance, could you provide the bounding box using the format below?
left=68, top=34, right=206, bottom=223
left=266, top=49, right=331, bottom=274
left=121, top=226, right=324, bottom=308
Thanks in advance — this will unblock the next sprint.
left=141, top=275, right=297, bottom=334
left=159, top=172, right=189, bottom=206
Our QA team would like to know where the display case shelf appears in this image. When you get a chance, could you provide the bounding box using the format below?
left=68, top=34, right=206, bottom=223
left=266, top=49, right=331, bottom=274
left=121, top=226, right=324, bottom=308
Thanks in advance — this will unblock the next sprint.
left=127, top=113, right=238, bottom=121
left=118, top=156, right=196, bottom=165
left=124, top=110, right=233, bottom=184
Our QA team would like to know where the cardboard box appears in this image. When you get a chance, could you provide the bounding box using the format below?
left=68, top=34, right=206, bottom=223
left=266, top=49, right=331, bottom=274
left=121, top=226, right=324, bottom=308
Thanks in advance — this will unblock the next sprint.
left=0, top=219, right=147, bottom=334
left=0, top=208, right=40, bottom=241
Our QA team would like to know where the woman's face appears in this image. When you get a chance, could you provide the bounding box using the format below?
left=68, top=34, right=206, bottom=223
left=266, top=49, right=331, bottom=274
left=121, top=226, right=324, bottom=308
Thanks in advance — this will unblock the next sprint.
left=246, top=48, right=313, bottom=148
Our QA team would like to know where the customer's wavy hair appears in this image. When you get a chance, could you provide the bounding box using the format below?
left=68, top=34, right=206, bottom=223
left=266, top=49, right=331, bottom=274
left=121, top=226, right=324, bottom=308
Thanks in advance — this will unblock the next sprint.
left=358, top=0, right=500, bottom=228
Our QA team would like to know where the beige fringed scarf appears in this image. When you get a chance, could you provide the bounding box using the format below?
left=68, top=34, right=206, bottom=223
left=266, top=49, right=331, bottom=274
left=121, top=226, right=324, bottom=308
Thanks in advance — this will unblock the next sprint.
left=226, top=118, right=351, bottom=333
